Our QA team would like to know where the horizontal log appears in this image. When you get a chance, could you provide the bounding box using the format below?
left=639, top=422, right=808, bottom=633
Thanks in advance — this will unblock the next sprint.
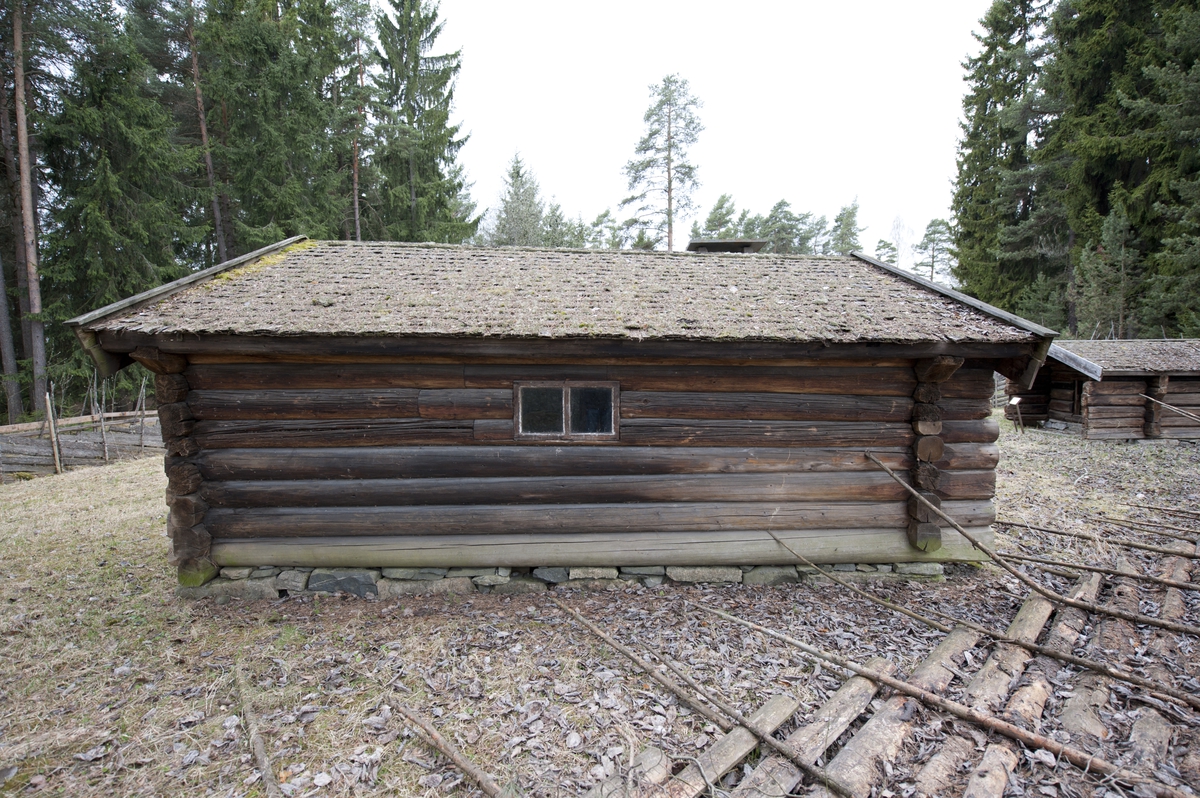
left=1086, top=405, right=1148, bottom=419
left=914, top=356, right=963, bottom=383
left=1159, top=415, right=1200, bottom=428
left=464, top=365, right=610, bottom=386
left=936, top=443, right=999, bottom=471
left=1082, top=381, right=1146, bottom=396
left=202, top=471, right=961, bottom=508
left=1162, top=392, right=1200, bottom=406
left=168, top=523, right=210, bottom=566
left=1047, top=411, right=1082, bottom=423
left=1082, top=394, right=1145, bottom=407
left=473, top=419, right=513, bottom=440
left=101, top=329, right=1034, bottom=363
left=1160, top=427, right=1200, bottom=438
left=184, top=363, right=466, bottom=390
left=618, top=419, right=914, bottom=447
left=204, top=499, right=995, bottom=539
left=1049, top=388, right=1074, bottom=401
left=210, top=526, right=995, bottom=568
left=1048, top=400, right=1073, bottom=413
left=940, top=370, right=998, bottom=399
left=609, top=366, right=918, bottom=395
left=196, top=445, right=920, bottom=481
left=1085, top=429, right=1145, bottom=440
left=619, top=392, right=913, bottom=422
left=939, top=398, right=992, bottom=421
left=418, top=389, right=513, bottom=419
left=935, top=469, right=996, bottom=500
left=187, top=353, right=919, bottom=368
left=131, top=346, right=187, bottom=374
left=192, top=418, right=475, bottom=448
left=941, top=419, right=1000, bottom=444
left=1085, top=417, right=1147, bottom=429
left=1005, top=404, right=1047, bottom=417
left=188, top=389, right=420, bottom=420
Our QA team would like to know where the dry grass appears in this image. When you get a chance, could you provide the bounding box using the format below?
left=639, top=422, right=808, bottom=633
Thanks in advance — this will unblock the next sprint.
left=1, top=418, right=1197, bottom=796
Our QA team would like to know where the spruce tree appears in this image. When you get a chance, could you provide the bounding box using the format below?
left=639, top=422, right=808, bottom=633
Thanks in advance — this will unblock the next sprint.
left=488, top=154, right=543, bottom=247
left=374, top=0, right=476, bottom=243
left=621, top=74, right=703, bottom=251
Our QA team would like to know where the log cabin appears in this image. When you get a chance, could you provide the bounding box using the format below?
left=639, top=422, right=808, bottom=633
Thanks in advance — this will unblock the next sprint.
left=66, top=238, right=1057, bottom=587
left=1006, top=338, right=1200, bottom=440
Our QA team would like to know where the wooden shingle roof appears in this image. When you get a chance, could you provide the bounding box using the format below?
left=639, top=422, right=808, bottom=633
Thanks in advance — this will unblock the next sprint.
left=1050, top=339, right=1200, bottom=379
left=69, top=239, right=1051, bottom=346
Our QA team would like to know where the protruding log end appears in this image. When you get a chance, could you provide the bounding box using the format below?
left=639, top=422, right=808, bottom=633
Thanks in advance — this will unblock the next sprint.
left=913, top=462, right=941, bottom=491
left=907, top=520, right=943, bottom=552
left=131, top=346, right=188, bottom=375
left=908, top=491, right=943, bottom=522
left=913, top=419, right=943, bottom=436
left=915, top=356, right=965, bottom=383
left=914, top=435, right=945, bottom=462
left=913, top=382, right=942, bottom=404
left=177, top=559, right=218, bottom=587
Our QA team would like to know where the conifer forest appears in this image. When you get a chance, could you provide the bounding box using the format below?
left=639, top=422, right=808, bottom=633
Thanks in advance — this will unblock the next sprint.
left=1, top=0, right=1199, bottom=424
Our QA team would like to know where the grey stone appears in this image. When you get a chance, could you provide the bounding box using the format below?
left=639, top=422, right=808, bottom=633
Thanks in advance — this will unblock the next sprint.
left=894, top=562, right=945, bottom=576
left=177, top=577, right=279, bottom=601
left=831, top=563, right=857, bottom=572
left=378, top=577, right=475, bottom=597
left=556, top=578, right=624, bottom=591
left=491, top=577, right=547, bottom=594
left=876, top=564, right=893, bottom=572
left=666, top=566, right=743, bottom=584
left=276, top=570, right=310, bottom=592
left=743, top=566, right=799, bottom=586
left=569, top=567, right=619, bottom=580
left=856, top=564, right=878, bottom=572
left=533, top=567, right=570, bottom=583
left=446, top=568, right=497, bottom=578
left=307, top=569, right=380, bottom=598
left=472, top=574, right=511, bottom=586
left=497, top=567, right=512, bottom=577
left=619, top=566, right=665, bottom=575
left=739, top=565, right=755, bottom=572
left=220, top=567, right=253, bottom=580
left=796, top=565, right=821, bottom=575
left=381, top=568, right=421, bottom=580
left=413, top=568, right=449, bottom=581
left=642, top=576, right=665, bottom=587
left=251, top=567, right=280, bottom=578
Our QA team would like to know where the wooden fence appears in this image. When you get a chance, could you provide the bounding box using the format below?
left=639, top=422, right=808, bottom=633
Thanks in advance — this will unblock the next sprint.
left=0, top=411, right=163, bottom=482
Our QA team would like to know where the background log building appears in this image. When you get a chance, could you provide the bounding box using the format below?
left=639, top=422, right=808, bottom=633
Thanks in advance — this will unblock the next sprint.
left=67, top=239, right=1056, bottom=586
left=1005, top=339, right=1200, bottom=440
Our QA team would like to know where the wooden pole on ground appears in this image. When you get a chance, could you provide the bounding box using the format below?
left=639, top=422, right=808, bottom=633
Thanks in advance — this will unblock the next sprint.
left=998, top=518, right=1199, bottom=560
left=547, top=596, right=854, bottom=798
left=45, top=391, right=62, bottom=475
left=391, top=702, right=504, bottom=798
left=1000, top=551, right=1200, bottom=592
left=687, top=601, right=1190, bottom=798
left=1087, top=514, right=1198, bottom=542
left=1124, top=503, right=1200, bottom=520
left=762, top=529, right=1200, bottom=711
left=866, top=453, right=1200, bottom=637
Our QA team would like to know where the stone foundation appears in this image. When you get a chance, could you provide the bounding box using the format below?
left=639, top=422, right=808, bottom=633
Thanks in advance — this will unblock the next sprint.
left=176, top=561, right=952, bottom=600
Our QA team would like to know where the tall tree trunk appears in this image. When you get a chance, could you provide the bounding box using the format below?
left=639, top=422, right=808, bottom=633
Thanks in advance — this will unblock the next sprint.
left=186, top=1, right=227, bottom=263
left=218, top=99, right=235, bottom=257
left=0, top=251, right=22, bottom=422
left=13, top=3, right=45, bottom=413
left=666, top=106, right=673, bottom=252
left=352, top=38, right=363, bottom=242
left=0, top=74, right=31, bottom=358
left=1066, top=228, right=1077, bottom=337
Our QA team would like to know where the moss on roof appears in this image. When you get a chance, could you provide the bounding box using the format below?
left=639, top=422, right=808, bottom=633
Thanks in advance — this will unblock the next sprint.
left=1053, top=339, right=1200, bottom=375
left=87, top=241, right=1040, bottom=344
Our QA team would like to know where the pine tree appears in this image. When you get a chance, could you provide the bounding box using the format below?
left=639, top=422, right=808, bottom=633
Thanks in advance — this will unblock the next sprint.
left=621, top=74, right=702, bottom=251
left=691, top=194, right=739, bottom=239
left=827, top=200, right=863, bottom=255
left=374, top=0, right=476, bottom=243
left=488, top=154, right=543, bottom=247
left=913, top=219, right=956, bottom=283
left=874, top=239, right=898, bottom=264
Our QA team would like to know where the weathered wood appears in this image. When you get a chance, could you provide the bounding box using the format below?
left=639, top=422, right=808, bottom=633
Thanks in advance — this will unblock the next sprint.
left=941, top=418, right=1000, bottom=443
left=210, top=526, right=996, bottom=568
left=185, top=363, right=466, bottom=390
left=1160, top=414, right=1200, bottom=427
left=961, top=745, right=1019, bottom=798
left=168, top=492, right=208, bottom=522
left=167, top=461, right=203, bottom=494
left=188, top=389, right=420, bottom=420
left=659, top=695, right=801, bottom=798
left=1087, top=405, right=1150, bottom=419
left=907, top=520, right=942, bottom=551
left=915, top=355, right=964, bottom=383
left=913, top=382, right=941, bottom=403
left=155, top=373, right=190, bottom=404
left=193, top=418, right=475, bottom=448
left=913, top=462, right=941, bottom=490
left=908, top=491, right=942, bottom=522
left=619, top=391, right=913, bottom=422
left=1082, top=380, right=1146, bottom=395
left=619, top=419, right=914, bottom=447
left=1084, top=417, right=1145, bottom=429
left=101, top=328, right=1035, bottom=363
left=1050, top=388, right=1074, bottom=401
left=912, top=420, right=942, bottom=436
left=913, top=403, right=941, bottom=422
left=472, top=419, right=513, bottom=440
left=167, top=522, right=211, bottom=565
left=940, top=398, right=992, bottom=420
left=733, top=658, right=897, bottom=798
left=131, top=346, right=187, bottom=374
left=203, top=500, right=996, bottom=538
left=197, top=444, right=919, bottom=480
left=940, top=369, right=999, bottom=399
left=166, top=436, right=200, bottom=456
left=201, top=471, right=926, bottom=508
left=418, top=389, right=513, bottom=419
left=963, top=594, right=1056, bottom=711
left=157, top=402, right=195, bottom=439
left=914, top=435, right=945, bottom=462
left=610, top=366, right=919, bottom=395
left=1082, top=393, right=1146, bottom=407
left=1048, top=399, right=1073, bottom=413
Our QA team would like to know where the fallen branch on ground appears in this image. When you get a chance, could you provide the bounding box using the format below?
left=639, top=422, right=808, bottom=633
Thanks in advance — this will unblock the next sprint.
left=866, top=453, right=1200, bottom=637
left=547, top=595, right=855, bottom=798
left=1000, top=550, right=1200, bottom=593
left=233, top=660, right=284, bottom=798
left=390, top=701, right=504, bottom=798
left=687, top=601, right=1190, bottom=798
left=998, top=518, right=1198, bottom=560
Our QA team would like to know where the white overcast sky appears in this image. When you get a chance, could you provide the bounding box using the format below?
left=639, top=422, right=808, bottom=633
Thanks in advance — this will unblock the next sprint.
left=436, top=1, right=992, bottom=264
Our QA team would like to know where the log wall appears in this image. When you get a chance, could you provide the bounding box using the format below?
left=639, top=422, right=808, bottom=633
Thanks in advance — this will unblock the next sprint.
left=146, top=351, right=1003, bottom=575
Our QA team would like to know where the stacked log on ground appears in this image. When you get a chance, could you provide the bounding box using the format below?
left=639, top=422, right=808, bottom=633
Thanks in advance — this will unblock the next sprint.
left=1082, top=380, right=1147, bottom=440
left=0, top=414, right=162, bottom=478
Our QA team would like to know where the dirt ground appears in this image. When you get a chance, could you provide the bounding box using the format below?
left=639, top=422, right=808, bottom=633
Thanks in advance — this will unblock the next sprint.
left=1, top=415, right=1197, bottom=797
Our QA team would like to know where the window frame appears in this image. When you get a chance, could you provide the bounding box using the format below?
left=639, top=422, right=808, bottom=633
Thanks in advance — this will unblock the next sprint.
left=513, top=380, right=620, bottom=442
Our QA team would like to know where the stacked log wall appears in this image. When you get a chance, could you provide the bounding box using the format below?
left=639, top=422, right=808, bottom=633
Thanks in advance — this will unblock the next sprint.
left=1004, top=370, right=1051, bottom=425
left=147, top=354, right=1001, bottom=572
left=1082, top=380, right=1147, bottom=440
left=1157, top=376, right=1200, bottom=439
left=1047, top=365, right=1083, bottom=423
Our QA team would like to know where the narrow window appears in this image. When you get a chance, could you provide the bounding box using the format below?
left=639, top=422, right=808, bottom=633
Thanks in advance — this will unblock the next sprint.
left=515, top=381, right=618, bottom=440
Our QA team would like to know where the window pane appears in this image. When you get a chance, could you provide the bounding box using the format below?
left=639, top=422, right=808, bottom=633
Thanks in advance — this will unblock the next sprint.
left=570, top=387, right=613, bottom=434
left=521, top=387, right=563, bottom=434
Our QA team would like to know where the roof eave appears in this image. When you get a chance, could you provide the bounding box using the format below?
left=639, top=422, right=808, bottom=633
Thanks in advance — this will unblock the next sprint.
left=1047, top=343, right=1104, bottom=381
left=65, top=236, right=307, bottom=374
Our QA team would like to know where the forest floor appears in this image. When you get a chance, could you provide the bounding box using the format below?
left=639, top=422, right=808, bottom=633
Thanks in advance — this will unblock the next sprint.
left=0, top=413, right=1197, bottom=797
